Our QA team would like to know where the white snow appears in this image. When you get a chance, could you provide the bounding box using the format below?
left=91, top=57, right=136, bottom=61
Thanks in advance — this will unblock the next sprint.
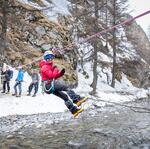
left=0, top=68, right=67, bottom=117
left=0, top=0, right=149, bottom=118
left=0, top=64, right=148, bottom=118
left=1, top=42, right=149, bottom=117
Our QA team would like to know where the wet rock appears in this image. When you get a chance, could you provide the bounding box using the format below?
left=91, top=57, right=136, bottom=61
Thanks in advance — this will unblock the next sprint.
left=8, top=145, right=22, bottom=149
left=93, top=128, right=106, bottom=135
left=68, top=139, right=92, bottom=149
left=6, top=135, right=15, bottom=139
left=0, top=101, right=150, bottom=149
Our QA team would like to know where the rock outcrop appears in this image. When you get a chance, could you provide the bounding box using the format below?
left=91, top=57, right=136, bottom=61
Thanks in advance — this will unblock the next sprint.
left=0, top=0, right=77, bottom=84
left=124, top=14, right=150, bottom=64
left=121, top=14, right=150, bottom=87
left=3, top=1, right=71, bottom=64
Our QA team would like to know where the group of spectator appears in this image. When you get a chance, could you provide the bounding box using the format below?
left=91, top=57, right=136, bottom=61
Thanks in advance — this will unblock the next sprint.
left=0, top=63, right=39, bottom=97
left=1, top=50, right=86, bottom=117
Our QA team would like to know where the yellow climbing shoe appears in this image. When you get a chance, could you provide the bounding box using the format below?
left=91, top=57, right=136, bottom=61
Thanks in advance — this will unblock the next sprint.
left=75, top=96, right=88, bottom=107
left=73, top=108, right=84, bottom=118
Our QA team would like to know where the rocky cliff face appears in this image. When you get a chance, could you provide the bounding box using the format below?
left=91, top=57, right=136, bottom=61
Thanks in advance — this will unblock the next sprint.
left=124, top=14, right=150, bottom=64
left=121, top=14, right=150, bottom=87
left=3, top=1, right=71, bottom=65
left=0, top=0, right=77, bottom=83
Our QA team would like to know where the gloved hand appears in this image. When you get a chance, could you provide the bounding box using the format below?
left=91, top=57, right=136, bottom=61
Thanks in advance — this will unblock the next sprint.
left=60, top=68, right=65, bottom=75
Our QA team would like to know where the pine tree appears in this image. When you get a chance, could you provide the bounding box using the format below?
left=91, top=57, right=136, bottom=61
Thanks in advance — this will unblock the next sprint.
left=0, top=0, right=17, bottom=64
left=68, top=0, right=106, bottom=94
left=109, top=0, right=129, bottom=87
left=0, top=0, right=9, bottom=59
left=148, top=25, right=150, bottom=41
left=68, top=0, right=129, bottom=92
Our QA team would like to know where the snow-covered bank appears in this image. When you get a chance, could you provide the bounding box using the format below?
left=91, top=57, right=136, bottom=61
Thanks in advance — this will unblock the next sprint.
left=0, top=94, right=66, bottom=117
left=0, top=67, right=149, bottom=118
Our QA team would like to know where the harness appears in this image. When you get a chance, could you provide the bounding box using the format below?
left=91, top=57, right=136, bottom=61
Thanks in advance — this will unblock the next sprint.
left=41, top=79, right=55, bottom=94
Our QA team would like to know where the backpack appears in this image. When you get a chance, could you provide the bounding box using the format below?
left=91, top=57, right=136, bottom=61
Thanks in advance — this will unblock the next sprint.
left=9, top=70, right=13, bottom=79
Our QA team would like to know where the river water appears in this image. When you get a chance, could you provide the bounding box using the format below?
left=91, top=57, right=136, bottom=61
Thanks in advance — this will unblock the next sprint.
left=0, top=98, right=150, bottom=149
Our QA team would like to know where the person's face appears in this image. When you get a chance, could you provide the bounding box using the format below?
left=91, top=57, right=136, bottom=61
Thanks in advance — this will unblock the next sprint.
left=47, top=56, right=55, bottom=62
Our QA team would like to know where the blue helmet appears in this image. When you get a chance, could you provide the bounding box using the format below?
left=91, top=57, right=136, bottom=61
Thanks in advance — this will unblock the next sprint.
left=43, top=50, right=55, bottom=60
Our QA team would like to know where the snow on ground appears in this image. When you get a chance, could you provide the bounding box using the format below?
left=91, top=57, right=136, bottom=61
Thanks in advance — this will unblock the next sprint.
left=0, top=0, right=148, bottom=118
left=19, top=0, right=70, bottom=22
left=0, top=94, right=66, bottom=117
left=0, top=48, right=149, bottom=118
left=0, top=68, right=67, bottom=117
left=1, top=63, right=148, bottom=118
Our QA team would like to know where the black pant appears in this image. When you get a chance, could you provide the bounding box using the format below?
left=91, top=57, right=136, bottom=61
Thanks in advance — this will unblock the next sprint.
left=28, top=82, right=39, bottom=95
left=3, top=81, right=10, bottom=92
left=44, top=80, right=80, bottom=102
left=44, top=80, right=80, bottom=113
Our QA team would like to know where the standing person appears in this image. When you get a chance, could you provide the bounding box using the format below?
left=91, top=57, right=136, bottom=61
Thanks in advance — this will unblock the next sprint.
left=1, top=65, right=13, bottom=94
left=12, top=66, right=24, bottom=97
left=1, top=63, right=7, bottom=90
left=40, top=50, right=87, bottom=118
left=27, top=69, right=39, bottom=97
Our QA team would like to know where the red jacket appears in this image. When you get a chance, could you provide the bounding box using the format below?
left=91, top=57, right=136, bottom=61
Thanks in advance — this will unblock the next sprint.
left=39, top=60, right=62, bottom=81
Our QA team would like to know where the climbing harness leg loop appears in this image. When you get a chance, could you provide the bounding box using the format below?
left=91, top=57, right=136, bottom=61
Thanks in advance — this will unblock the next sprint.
left=43, top=79, right=55, bottom=94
